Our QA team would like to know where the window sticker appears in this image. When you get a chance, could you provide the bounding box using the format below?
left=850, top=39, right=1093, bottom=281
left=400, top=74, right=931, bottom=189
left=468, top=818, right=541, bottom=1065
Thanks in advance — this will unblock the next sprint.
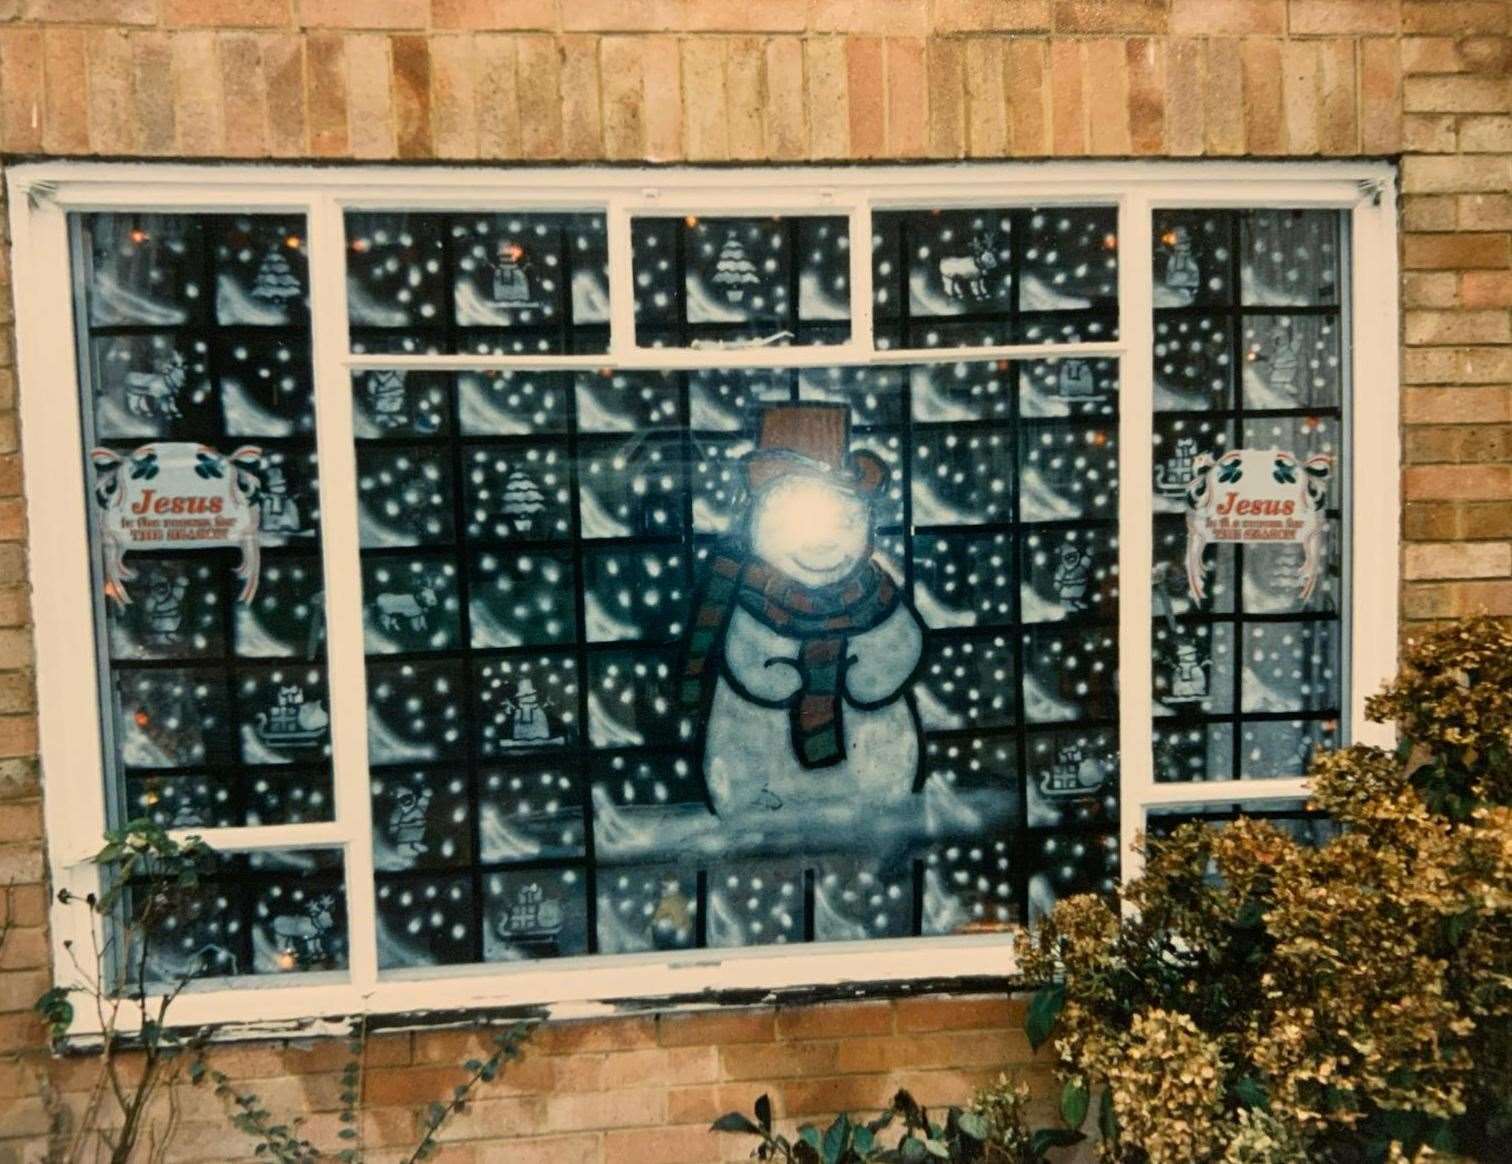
left=1182, top=449, right=1334, bottom=602
left=90, top=442, right=268, bottom=604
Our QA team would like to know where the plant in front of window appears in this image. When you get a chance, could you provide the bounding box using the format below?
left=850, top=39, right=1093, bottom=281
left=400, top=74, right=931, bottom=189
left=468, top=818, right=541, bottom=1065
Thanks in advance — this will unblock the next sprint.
left=712, top=1080, right=1081, bottom=1162
left=1017, top=616, right=1512, bottom=1163
left=34, top=819, right=218, bottom=1164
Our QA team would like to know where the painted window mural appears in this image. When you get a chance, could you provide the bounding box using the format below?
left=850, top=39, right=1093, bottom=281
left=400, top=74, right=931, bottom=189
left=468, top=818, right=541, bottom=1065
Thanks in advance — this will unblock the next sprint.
left=63, top=192, right=1353, bottom=989
left=1151, top=209, right=1345, bottom=784
left=74, top=212, right=346, bottom=980
left=351, top=208, right=1121, bottom=969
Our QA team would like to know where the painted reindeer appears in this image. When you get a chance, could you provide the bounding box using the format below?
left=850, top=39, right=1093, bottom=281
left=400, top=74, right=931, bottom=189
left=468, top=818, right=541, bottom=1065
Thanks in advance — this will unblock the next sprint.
left=1184, top=448, right=1333, bottom=603
left=374, top=577, right=440, bottom=632
left=271, top=894, right=338, bottom=966
left=938, top=234, right=1000, bottom=301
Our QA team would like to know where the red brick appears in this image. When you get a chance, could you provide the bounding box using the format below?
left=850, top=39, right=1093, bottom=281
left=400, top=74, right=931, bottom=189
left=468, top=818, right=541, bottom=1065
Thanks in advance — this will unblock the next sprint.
left=780, top=1072, right=895, bottom=1117
left=475, top=1134, right=604, bottom=1164
left=1405, top=385, right=1512, bottom=423
left=1085, top=39, right=1132, bottom=155
left=306, top=34, right=349, bottom=156
left=41, top=29, right=87, bottom=155
left=539, top=1015, right=659, bottom=1054
left=545, top=1087, right=665, bottom=1132
left=432, top=0, right=556, bottom=29
left=220, top=33, right=271, bottom=157
left=963, top=39, right=1006, bottom=158
left=926, top=38, right=965, bottom=157
left=1004, top=36, right=1048, bottom=154
left=1404, top=541, right=1511, bottom=580
left=764, top=37, right=805, bottom=160
left=1463, top=271, right=1512, bottom=307
left=346, top=33, right=395, bottom=158
left=392, top=33, right=433, bottom=158
left=1404, top=155, right=1512, bottom=194
left=659, top=1008, right=774, bottom=1048
left=1403, top=1, right=1507, bottom=34
left=0, top=716, right=36, bottom=760
left=430, top=33, right=479, bottom=159
left=1166, top=36, right=1203, bottom=155
left=516, top=35, right=561, bottom=159
left=25, top=0, right=154, bottom=21
left=683, top=37, right=730, bottom=160
left=1172, top=0, right=1284, bottom=33
left=812, top=0, right=928, bottom=36
left=1404, top=579, right=1512, bottom=618
left=1049, top=39, right=1085, bottom=154
left=1406, top=309, right=1512, bottom=344
left=1127, top=37, right=1164, bottom=154
left=1318, top=36, right=1366, bottom=151
left=848, top=37, right=886, bottom=160
left=1204, top=37, right=1245, bottom=154
left=262, top=33, right=307, bottom=156
left=1242, top=37, right=1285, bottom=154
left=562, top=32, right=601, bottom=158
left=934, top=0, right=1050, bottom=33
left=725, top=36, right=763, bottom=160
left=1054, top=0, right=1167, bottom=33
left=1361, top=37, right=1402, bottom=153
left=475, top=35, right=521, bottom=157
left=776, top=1001, right=893, bottom=1041
left=1290, top=0, right=1400, bottom=35
left=1405, top=463, right=1512, bottom=501
left=1404, top=75, right=1510, bottom=114
left=886, top=37, right=927, bottom=156
left=895, top=994, right=1022, bottom=1032
left=299, top=0, right=427, bottom=29
left=163, top=0, right=291, bottom=25
left=1405, top=232, right=1512, bottom=269
left=603, top=1124, right=716, bottom=1164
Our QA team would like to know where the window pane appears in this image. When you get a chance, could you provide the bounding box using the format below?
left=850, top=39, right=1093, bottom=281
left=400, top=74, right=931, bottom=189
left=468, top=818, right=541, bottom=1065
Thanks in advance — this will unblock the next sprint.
left=1149, top=209, right=1347, bottom=785
left=345, top=211, right=610, bottom=356
left=873, top=206, right=1118, bottom=349
left=632, top=215, right=852, bottom=348
left=354, top=357, right=1119, bottom=968
left=130, top=848, right=347, bottom=986
left=75, top=214, right=336, bottom=845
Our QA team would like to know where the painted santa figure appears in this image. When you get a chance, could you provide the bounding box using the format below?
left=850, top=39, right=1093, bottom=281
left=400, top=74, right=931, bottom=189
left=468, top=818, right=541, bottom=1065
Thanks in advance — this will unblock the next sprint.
left=682, top=403, right=925, bottom=821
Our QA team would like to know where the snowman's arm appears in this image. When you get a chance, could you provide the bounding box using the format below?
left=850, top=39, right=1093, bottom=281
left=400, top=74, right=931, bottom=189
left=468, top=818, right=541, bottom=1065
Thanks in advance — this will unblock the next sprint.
left=722, top=609, right=803, bottom=703
left=844, top=603, right=923, bottom=705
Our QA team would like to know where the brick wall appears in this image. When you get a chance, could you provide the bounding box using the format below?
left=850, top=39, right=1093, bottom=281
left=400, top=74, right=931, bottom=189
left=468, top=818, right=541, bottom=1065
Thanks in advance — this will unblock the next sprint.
left=0, top=1, right=1508, bottom=1161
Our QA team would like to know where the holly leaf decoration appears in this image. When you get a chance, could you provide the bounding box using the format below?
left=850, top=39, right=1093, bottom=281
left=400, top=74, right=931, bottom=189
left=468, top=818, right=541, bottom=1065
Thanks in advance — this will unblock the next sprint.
left=1272, top=457, right=1298, bottom=485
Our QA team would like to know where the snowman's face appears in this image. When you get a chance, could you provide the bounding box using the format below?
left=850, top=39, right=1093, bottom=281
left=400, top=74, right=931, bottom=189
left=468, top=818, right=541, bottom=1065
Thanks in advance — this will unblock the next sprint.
left=750, top=474, right=871, bottom=587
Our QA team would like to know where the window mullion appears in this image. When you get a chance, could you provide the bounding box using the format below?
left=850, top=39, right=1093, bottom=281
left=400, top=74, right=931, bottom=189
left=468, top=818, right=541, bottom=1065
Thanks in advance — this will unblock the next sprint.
left=606, top=195, right=637, bottom=360
left=850, top=199, right=875, bottom=358
left=309, top=192, right=379, bottom=990
left=1116, top=191, right=1156, bottom=890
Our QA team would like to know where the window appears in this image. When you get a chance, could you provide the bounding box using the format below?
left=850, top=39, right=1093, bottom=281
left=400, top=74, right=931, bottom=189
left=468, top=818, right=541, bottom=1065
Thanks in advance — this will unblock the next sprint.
left=13, top=163, right=1398, bottom=1033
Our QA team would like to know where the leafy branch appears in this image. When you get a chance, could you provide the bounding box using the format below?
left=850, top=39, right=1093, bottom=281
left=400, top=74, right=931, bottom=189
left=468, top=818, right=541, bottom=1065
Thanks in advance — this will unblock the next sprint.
left=403, top=1023, right=534, bottom=1164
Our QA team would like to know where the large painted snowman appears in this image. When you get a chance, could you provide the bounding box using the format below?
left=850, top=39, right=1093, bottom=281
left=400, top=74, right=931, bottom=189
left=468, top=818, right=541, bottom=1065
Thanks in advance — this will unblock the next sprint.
left=682, top=404, right=925, bottom=820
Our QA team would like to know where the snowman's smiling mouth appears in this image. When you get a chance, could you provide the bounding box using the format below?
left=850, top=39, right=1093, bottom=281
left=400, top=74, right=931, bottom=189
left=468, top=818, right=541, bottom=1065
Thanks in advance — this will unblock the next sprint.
left=793, top=549, right=847, bottom=572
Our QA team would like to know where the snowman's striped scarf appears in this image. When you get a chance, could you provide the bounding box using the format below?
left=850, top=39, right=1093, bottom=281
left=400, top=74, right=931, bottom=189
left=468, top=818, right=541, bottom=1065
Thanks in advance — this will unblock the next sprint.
left=681, top=550, right=899, bottom=770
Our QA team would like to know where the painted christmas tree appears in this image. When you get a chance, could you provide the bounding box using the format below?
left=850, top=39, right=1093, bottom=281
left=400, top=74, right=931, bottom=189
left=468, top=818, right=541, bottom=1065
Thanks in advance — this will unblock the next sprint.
left=252, top=246, right=302, bottom=304
left=713, top=232, right=759, bottom=303
left=502, top=468, right=545, bottom=533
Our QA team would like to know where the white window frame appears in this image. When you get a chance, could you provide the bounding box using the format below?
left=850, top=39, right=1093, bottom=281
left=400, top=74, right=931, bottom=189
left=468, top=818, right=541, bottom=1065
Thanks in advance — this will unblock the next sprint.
left=9, top=161, right=1400, bottom=1038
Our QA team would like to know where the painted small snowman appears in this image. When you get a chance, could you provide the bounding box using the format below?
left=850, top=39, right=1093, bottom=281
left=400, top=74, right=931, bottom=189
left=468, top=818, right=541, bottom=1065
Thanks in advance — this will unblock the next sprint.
left=682, top=404, right=925, bottom=820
